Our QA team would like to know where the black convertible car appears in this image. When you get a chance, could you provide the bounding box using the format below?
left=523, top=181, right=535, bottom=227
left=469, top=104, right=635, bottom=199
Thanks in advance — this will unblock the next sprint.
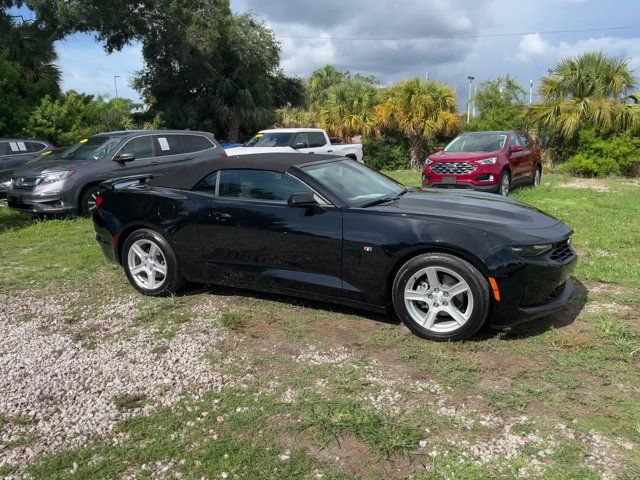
left=92, top=153, right=577, bottom=341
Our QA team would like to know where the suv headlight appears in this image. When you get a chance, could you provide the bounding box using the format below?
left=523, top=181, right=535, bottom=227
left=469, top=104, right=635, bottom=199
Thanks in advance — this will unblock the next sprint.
left=476, top=157, right=498, bottom=165
left=425, top=159, right=434, bottom=166
left=511, top=244, right=553, bottom=257
left=36, top=171, right=74, bottom=186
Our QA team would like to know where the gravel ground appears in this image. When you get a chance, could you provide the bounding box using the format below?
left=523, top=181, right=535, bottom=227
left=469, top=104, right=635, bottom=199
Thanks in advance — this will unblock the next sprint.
left=0, top=290, right=230, bottom=471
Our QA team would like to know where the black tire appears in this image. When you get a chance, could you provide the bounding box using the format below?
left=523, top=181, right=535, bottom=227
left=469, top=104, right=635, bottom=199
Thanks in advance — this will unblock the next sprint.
left=392, top=253, right=490, bottom=341
left=498, top=170, right=511, bottom=197
left=122, top=229, right=185, bottom=297
left=80, top=185, right=103, bottom=216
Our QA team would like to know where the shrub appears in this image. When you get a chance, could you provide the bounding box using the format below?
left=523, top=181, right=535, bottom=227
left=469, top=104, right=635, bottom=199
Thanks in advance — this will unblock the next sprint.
left=362, top=137, right=411, bottom=170
left=563, top=130, right=640, bottom=177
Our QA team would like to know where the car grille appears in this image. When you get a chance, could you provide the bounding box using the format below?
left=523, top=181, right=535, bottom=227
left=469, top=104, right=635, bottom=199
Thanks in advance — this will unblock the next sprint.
left=11, top=176, right=39, bottom=191
left=549, top=240, right=574, bottom=262
left=431, top=162, right=476, bottom=175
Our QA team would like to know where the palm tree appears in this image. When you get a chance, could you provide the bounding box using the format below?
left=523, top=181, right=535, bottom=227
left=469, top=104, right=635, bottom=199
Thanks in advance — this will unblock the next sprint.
left=528, top=51, right=640, bottom=138
left=308, top=65, right=349, bottom=109
left=375, top=78, right=459, bottom=170
left=320, top=79, right=379, bottom=140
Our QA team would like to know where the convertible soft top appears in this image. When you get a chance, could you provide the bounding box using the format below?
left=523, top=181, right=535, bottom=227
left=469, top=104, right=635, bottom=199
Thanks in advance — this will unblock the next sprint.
left=148, top=152, right=341, bottom=190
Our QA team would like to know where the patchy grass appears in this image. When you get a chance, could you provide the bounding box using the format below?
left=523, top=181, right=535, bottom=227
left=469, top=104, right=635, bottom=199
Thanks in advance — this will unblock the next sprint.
left=1, top=173, right=639, bottom=479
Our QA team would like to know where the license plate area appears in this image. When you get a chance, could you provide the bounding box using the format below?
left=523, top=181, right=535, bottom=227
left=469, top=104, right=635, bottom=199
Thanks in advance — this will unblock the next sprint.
left=442, top=176, right=457, bottom=184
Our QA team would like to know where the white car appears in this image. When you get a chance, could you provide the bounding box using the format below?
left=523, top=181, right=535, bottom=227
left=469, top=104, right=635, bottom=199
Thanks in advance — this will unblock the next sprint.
left=225, top=128, right=364, bottom=163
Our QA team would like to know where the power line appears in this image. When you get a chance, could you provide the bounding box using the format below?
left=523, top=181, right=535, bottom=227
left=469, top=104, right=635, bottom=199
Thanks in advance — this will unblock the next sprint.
left=275, top=25, right=638, bottom=42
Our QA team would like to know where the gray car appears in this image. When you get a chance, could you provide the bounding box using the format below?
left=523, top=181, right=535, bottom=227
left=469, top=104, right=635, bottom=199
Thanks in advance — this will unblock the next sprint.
left=0, top=139, right=54, bottom=198
left=7, top=130, right=225, bottom=215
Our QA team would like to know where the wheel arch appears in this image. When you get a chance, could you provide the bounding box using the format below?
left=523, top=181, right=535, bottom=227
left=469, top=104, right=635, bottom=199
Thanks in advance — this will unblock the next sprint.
left=384, top=245, right=492, bottom=304
left=345, top=154, right=357, bottom=161
left=116, top=223, right=167, bottom=265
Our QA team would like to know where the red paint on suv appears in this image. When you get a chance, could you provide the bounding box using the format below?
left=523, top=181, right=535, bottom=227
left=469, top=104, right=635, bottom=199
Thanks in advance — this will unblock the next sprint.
left=422, top=131, right=542, bottom=196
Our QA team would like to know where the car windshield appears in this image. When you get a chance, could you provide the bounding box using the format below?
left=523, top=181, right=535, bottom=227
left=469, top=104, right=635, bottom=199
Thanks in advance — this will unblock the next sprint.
left=244, top=132, right=295, bottom=147
left=444, top=132, right=507, bottom=153
left=56, top=136, right=122, bottom=161
left=303, top=159, right=405, bottom=207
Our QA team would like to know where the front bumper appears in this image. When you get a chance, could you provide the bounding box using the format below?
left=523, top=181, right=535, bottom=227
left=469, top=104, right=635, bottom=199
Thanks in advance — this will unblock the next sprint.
left=6, top=189, right=76, bottom=214
left=422, top=168, right=500, bottom=192
left=490, top=250, right=578, bottom=328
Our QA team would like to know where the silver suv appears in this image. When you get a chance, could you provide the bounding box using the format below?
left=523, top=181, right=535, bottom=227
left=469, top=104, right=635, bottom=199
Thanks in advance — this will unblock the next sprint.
left=7, top=130, right=225, bottom=215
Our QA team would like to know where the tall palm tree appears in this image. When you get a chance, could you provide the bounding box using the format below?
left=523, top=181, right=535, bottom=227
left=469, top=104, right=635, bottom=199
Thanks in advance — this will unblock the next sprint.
left=375, top=78, right=459, bottom=170
left=528, top=51, right=640, bottom=138
left=320, top=79, right=379, bottom=140
left=308, top=65, right=348, bottom=109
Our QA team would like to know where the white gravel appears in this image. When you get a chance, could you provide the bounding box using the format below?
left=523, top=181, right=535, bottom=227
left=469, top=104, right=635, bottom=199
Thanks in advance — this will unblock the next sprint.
left=0, top=291, right=231, bottom=470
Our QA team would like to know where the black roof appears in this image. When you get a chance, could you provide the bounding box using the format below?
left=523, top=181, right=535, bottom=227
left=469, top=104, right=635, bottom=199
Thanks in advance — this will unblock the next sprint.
left=148, top=153, right=341, bottom=190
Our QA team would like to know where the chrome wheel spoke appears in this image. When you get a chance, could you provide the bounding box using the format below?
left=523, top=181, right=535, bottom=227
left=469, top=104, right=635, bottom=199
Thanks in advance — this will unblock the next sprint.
left=130, top=264, right=146, bottom=275
left=155, top=263, right=167, bottom=275
left=131, top=244, right=146, bottom=260
left=422, top=307, right=439, bottom=329
left=147, top=271, right=157, bottom=289
left=425, top=267, right=441, bottom=291
left=446, top=282, right=468, bottom=298
left=446, top=305, right=468, bottom=325
left=405, top=290, right=428, bottom=302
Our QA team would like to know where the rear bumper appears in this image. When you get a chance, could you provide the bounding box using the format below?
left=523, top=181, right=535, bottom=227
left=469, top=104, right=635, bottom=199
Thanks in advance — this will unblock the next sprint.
left=92, top=209, right=119, bottom=264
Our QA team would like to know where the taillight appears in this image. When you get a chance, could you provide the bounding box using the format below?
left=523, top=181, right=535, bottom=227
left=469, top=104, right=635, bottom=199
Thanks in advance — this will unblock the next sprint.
left=95, top=195, right=103, bottom=208
left=219, top=152, right=228, bottom=158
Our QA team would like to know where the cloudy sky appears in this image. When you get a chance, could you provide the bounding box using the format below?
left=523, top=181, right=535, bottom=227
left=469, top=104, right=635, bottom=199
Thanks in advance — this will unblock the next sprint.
left=42, top=0, right=640, bottom=104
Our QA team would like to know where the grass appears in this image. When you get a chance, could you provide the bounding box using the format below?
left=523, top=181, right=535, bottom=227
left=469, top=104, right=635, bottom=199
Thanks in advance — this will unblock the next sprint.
left=1, top=172, right=639, bottom=479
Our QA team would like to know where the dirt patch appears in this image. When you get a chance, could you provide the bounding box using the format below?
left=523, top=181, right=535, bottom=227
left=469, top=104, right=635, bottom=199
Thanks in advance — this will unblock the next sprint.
left=558, top=178, right=611, bottom=192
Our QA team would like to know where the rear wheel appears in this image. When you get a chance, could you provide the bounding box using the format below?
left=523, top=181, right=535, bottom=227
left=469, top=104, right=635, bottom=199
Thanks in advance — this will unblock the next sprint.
left=123, top=229, right=185, bottom=297
left=80, top=185, right=103, bottom=216
left=392, top=253, right=490, bottom=341
left=532, top=165, right=542, bottom=187
left=498, top=170, right=511, bottom=197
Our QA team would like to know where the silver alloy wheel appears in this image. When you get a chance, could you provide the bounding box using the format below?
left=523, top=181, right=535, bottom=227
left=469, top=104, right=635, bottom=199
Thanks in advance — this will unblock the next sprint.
left=404, top=266, right=474, bottom=333
left=87, top=191, right=100, bottom=212
left=127, top=239, right=168, bottom=290
left=534, top=168, right=541, bottom=187
left=499, top=173, right=510, bottom=196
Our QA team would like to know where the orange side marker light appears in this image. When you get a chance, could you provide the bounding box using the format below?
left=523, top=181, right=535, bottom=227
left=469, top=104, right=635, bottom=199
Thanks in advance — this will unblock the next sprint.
left=488, top=277, right=501, bottom=302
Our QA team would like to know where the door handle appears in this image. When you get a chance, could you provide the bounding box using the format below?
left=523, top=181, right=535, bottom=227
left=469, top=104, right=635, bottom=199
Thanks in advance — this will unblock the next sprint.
left=150, top=162, right=160, bottom=165
left=208, top=211, right=232, bottom=221
left=327, top=150, right=333, bottom=153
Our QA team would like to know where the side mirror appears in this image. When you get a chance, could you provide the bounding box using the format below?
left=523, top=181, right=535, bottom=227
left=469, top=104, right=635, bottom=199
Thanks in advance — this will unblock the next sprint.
left=436, top=146, right=444, bottom=152
left=288, top=192, right=318, bottom=208
left=292, top=142, right=306, bottom=150
left=510, top=145, right=524, bottom=153
left=114, top=153, right=135, bottom=163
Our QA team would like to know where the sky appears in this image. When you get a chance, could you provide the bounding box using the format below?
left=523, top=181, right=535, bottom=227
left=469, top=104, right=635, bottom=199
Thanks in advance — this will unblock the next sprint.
left=18, top=0, right=640, bottom=105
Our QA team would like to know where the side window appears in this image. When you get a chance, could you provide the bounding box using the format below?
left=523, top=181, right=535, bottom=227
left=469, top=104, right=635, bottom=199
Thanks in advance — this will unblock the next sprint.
left=509, top=134, right=522, bottom=148
left=26, top=142, right=46, bottom=153
left=292, top=133, right=310, bottom=149
left=194, top=171, right=218, bottom=195
left=120, top=136, right=154, bottom=159
left=308, top=132, right=327, bottom=148
left=217, top=170, right=310, bottom=202
left=182, top=135, right=214, bottom=153
left=153, top=135, right=184, bottom=157
left=518, top=134, right=532, bottom=149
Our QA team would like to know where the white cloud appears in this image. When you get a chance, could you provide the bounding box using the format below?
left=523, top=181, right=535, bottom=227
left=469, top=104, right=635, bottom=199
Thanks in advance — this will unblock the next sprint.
left=517, top=33, right=553, bottom=61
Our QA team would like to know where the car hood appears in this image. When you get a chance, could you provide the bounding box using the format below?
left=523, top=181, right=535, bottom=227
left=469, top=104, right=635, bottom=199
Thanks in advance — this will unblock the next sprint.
left=11, top=158, right=92, bottom=176
left=372, top=189, right=560, bottom=230
left=428, top=151, right=501, bottom=162
left=225, top=146, right=296, bottom=156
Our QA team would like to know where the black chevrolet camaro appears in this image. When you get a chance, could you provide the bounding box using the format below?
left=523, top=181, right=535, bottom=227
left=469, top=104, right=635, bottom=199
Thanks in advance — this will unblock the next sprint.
left=92, top=153, right=577, bottom=341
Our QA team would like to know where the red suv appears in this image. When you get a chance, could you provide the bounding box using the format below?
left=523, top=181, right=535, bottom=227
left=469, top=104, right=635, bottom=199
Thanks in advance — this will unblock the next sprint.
left=422, top=131, right=542, bottom=196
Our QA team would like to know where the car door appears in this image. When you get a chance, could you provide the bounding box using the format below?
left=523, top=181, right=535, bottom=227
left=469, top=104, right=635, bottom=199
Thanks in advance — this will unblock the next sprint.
left=110, top=135, right=159, bottom=176
left=196, top=168, right=344, bottom=298
left=518, top=133, right=536, bottom=178
left=507, top=133, right=528, bottom=180
left=299, top=132, right=332, bottom=155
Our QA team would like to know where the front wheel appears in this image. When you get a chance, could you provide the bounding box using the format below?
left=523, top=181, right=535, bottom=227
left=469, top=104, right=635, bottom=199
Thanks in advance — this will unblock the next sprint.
left=123, top=229, right=185, bottom=297
left=392, top=253, right=490, bottom=341
left=80, top=185, right=103, bottom=216
left=498, top=171, right=511, bottom=197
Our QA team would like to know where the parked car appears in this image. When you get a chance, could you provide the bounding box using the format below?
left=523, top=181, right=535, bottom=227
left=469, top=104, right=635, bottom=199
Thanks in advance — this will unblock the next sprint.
left=7, top=130, right=226, bottom=216
left=422, top=131, right=542, bottom=196
left=0, top=139, right=54, bottom=198
left=226, top=128, right=364, bottom=162
left=92, top=153, right=577, bottom=341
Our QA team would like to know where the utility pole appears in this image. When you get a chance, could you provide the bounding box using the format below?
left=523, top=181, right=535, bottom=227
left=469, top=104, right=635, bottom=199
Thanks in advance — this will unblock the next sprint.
left=467, top=76, right=475, bottom=123
left=425, top=72, right=429, bottom=83
left=529, top=79, right=534, bottom=104
left=114, top=75, right=121, bottom=100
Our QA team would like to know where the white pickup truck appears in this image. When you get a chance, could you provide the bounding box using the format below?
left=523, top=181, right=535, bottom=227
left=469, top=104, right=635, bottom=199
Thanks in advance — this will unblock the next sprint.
left=225, top=128, right=364, bottom=162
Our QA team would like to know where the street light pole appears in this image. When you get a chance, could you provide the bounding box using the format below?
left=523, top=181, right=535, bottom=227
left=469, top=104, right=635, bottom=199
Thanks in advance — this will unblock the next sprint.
left=114, top=75, right=121, bottom=100
left=467, top=76, right=475, bottom=123
left=529, top=79, right=534, bottom=104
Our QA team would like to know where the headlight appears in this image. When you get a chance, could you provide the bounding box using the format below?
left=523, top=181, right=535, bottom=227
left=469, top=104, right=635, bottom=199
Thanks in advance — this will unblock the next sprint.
left=511, top=244, right=553, bottom=257
left=476, top=157, right=498, bottom=165
left=425, top=159, right=434, bottom=166
left=36, top=171, right=74, bottom=186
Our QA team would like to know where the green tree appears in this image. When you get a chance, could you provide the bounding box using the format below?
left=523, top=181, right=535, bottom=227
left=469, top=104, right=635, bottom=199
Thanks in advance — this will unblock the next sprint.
left=528, top=51, right=640, bottom=139
left=320, top=78, right=379, bottom=140
left=24, top=91, right=135, bottom=146
left=375, top=78, right=459, bottom=170
left=467, top=76, right=527, bottom=131
left=307, top=65, right=349, bottom=109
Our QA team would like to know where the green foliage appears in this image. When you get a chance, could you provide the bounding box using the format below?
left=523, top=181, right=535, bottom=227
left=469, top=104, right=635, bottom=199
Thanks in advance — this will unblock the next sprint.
left=23, top=91, right=136, bottom=146
left=320, top=77, right=379, bottom=139
left=466, top=76, right=527, bottom=132
left=563, top=130, right=640, bottom=177
left=362, top=137, right=410, bottom=170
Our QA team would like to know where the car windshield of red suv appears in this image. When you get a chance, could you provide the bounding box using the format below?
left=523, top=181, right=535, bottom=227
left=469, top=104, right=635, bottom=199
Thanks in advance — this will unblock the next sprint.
left=444, top=132, right=507, bottom=153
